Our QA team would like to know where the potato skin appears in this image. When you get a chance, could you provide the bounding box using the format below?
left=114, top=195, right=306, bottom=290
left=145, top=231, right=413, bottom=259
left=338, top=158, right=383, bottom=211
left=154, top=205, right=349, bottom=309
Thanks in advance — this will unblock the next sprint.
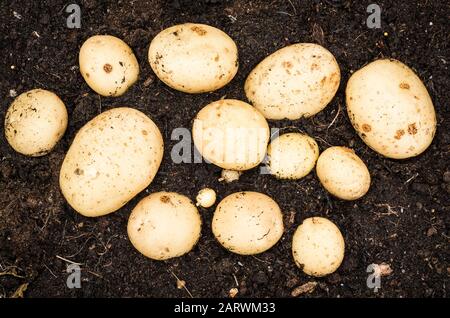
left=127, top=192, right=202, bottom=260
left=267, top=133, right=319, bottom=179
left=316, top=146, right=370, bottom=200
left=245, top=43, right=340, bottom=120
left=148, top=23, right=238, bottom=93
left=59, top=107, right=164, bottom=217
left=79, top=35, right=139, bottom=96
left=292, top=217, right=345, bottom=277
left=346, top=59, right=436, bottom=159
left=212, top=191, right=284, bottom=255
left=4, top=89, right=68, bottom=156
left=192, top=99, right=270, bottom=171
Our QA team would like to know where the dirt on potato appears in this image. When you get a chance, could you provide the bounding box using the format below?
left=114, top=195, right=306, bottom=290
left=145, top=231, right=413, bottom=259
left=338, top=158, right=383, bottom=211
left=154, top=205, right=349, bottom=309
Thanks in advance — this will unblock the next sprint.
left=0, top=0, right=449, bottom=298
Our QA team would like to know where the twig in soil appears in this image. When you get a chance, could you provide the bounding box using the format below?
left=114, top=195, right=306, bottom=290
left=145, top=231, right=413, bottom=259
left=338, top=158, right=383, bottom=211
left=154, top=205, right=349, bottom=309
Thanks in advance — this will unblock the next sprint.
left=327, top=102, right=341, bottom=129
left=168, top=270, right=193, bottom=298
left=291, top=281, right=317, bottom=297
left=404, top=172, right=419, bottom=185
left=11, top=283, right=28, bottom=298
left=43, top=264, right=58, bottom=278
left=251, top=255, right=270, bottom=264
left=276, top=11, right=293, bottom=17
left=287, top=0, right=297, bottom=15
left=56, top=255, right=83, bottom=266
left=0, top=269, right=24, bottom=279
left=232, top=274, right=239, bottom=287
left=313, top=136, right=332, bottom=147
left=374, top=203, right=402, bottom=218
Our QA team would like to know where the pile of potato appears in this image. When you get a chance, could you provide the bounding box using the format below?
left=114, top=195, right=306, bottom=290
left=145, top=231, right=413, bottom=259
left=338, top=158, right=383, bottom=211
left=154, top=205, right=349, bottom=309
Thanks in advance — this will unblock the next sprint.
left=4, top=23, right=436, bottom=280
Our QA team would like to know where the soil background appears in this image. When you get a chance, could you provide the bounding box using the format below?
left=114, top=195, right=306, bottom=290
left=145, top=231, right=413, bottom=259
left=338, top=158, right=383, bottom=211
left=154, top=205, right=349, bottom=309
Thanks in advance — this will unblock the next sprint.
left=0, top=0, right=449, bottom=298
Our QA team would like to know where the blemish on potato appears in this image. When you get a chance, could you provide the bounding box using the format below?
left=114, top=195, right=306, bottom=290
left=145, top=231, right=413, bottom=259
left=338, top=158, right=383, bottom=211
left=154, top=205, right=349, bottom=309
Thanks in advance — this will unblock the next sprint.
left=103, top=63, right=113, bottom=73
left=394, top=129, right=405, bottom=140
left=362, top=124, right=372, bottom=132
left=191, top=26, right=207, bottom=35
left=160, top=195, right=171, bottom=203
left=399, top=82, right=410, bottom=89
left=408, top=123, right=417, bottom=135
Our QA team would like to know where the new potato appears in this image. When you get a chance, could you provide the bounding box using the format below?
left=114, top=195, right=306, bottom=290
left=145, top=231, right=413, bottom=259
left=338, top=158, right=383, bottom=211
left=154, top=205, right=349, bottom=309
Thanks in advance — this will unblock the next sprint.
left=148, top=23, right=238, bottom=93
left=316, top=146, right=370, bottom=200
left=4, top=89, right=68, bottom=156
left=212, top=191, right=284, bottom=255
left=128, top=192, right=202, bottom=260
left=267, top=133, right=319, bottom=179
left=245, top=43, right=340, bottom=120
left=79, top=35, right=139, bottom=96
left=346, top=59, right=436, bottom=159
left=59, top=107, right=164, bottom=217
left=292, top=217, right=345, bottom=277
left=192, top=99, right=270, bottom=171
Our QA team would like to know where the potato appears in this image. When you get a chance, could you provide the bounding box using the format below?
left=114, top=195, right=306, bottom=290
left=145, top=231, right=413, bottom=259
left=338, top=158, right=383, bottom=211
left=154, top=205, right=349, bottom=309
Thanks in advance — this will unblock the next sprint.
left=59, top=107, right=164, bottom=217
left=196, top=188, right=216, bottom=208
left=148, top=23, right=238, bottom=93
left=346, top=59, right=436, bottom=159
left=292, top=217, right=345, bottom=277
left=127, top=192, right=202, bottom=260
left=192, top=99, right=270, bottom=171
left=79, top=35, right=139, bottom=96
left=267, top=133, right=319, bottom=179
left=4, top=89, right=68, bottom=156
left=245, top=43, right=340, bottom=120
left=316, top=146, right=370, bottom=200
left=212, top=191, right=284, bottom=255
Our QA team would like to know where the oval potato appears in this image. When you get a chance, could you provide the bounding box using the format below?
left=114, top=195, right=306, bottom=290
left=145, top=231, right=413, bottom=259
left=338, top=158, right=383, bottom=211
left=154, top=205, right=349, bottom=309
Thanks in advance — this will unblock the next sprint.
left=59, top=107, right=164, bottom=217
left=212, top=191, right=284, bottom=255
left=267, top=133, right=319, bottom=179
left=346, top=59, right=436, bottom=159
left=79, top=35, right=139, bottom=96
left=128, top=192, right=202, bottom=260
left=192, top=99, right=270, bottom=171
left=245, top=43, right=340, bottom=120
left=148, top=23, right=238, bottom=93
left=292, top=217, right=345, bottom=277
left=5, top=89, right=68, bottom=156
left=316, top=146, right=370, bottom=200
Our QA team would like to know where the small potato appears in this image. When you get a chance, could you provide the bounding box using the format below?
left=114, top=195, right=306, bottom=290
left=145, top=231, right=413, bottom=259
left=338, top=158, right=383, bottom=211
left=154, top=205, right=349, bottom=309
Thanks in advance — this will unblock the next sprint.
left=346, top=59, right=436, bottom=159
left=192, top=99, right=270, bottom=171
left=292, top=217, right=345, bottom=277
left=212, top=191, right=284, bottom=255
left=79, top=35, right=139, bottom=96
left=128, top=192, right=202, bottom=260
left=4, top=89, right=67, bottom=156
left=267, top=133, right=319, bottom=179
left=245, top=43, right=340, bottom=120
left=148, top=23, right=238, bottom=93
left=59, top=107, right=164, bottom=217
left=316, top=146, right=370, bottom=200
left=196, top=188, right=216, bottom=208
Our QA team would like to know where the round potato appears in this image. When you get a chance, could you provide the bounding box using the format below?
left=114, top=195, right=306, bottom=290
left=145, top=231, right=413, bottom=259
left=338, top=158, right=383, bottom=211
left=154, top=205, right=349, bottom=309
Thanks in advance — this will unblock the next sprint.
left=59, top=107, right=164, bottom=217
left=292, top=217, right=345, bottom=277
left=4, top=89, right=68, bottom=156
left=212, top=191, right=284, bottom=255
left=196, top=188, right=216, bottom=208
left=316, top=146, right=370, bottom=200
left=148, top=23, right=238, bottom=93
left=346, top=59, right=436, bottom=159
left=128, top=192, right=202, bottom=260
left=267, top=133, right=319, bottom=179
left=245, top=43, right=340, bottom=120
left=192, top=99, right=270, bottom=171
left=79, top=35, right=139, bottom=96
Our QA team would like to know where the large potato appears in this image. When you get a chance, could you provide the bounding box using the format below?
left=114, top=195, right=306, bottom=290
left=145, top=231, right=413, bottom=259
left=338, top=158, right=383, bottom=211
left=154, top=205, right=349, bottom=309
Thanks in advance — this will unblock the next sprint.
left=4, top=89, right=67, bottom=156
left=267, top=133, right=319, bottom=179
left=192, top=99, right=270, bottom=171
left=79, top=35, right=139, bottom=96
left=316, top=146, right=370, bottom=200
left=245, top=43, right=340, bottom=120
left=292, top=217, right=345, bottom=277
left=346, top=59, right=436, bottom=159
left=212, top=191, right=284, bottom=255
left=128, top=192, right=202, bottom=260
left=59, top=107, right=164, bottom=217
left=148, top=23, right=238, bottom=93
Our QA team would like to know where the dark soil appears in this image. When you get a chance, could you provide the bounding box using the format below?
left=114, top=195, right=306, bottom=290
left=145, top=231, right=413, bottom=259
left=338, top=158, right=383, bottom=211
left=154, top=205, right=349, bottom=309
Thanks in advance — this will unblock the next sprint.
left=0, top=0, right=449, bottom=298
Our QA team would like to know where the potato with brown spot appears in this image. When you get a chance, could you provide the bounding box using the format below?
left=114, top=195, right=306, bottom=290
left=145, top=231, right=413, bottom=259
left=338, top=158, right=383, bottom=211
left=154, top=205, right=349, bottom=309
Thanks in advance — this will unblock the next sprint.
left=148, top=23, right=238, bottom=93
left=245, top=43, right=340, bottom=120
left=346, top=59, right=436, bottom=159
left=79, top=35, right=139, bottom=96
left=128, top=192, right=202, bottom=260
